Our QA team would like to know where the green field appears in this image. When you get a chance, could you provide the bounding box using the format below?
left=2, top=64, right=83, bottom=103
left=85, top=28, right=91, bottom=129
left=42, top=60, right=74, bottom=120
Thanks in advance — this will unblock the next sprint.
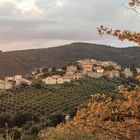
left=0, top=77, right=138, bottom=130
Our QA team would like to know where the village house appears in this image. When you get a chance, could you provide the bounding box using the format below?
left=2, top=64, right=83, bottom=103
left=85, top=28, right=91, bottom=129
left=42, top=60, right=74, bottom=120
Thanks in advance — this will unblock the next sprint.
left=79, top=63, right=93, bottom=74
left=77, top=59, right=98, bottom=66
left=57, top=77, right=64, bottom=84
left=34, top=73, right=45, bottom=79
left=87, top=72, right=103, bottom=78
left=113, top=64, right=121, bottom=70
left=18, top=78, right=32, bottom=86
left=108, top=61, right=118, bottom=66
left=100, top=61, right=110, bottom=67
left=56, top=68, right=64, bottom=72
left=39, top=67, right=47, bottom=73
left=66, top=65, right=77, bottom=72
left=72, top=73, right=83, bottom=80
left=32, top=71, right=37, bottom=75
left=48, top=68, right=53, bottom=73
left=63, top=76, right=71, bottom=83
left=43, top=76, right=57, bottom=85
left=123, top=68, right=133, bottom=78
left=15, top=75, right=22, bottom=80
left=5, top=75, right=32, bottom=86
left=5, top=75, right=22, bottom=83
left=97, top=68, right=104, bottom=73
left=43, top=75, right=72, bottom=85
left=5, top=76, right=15, bottom=82
left=82, top=63, right=93, bottom=73
left=105, top=70, right=120, bottom=78
left=93, top=67, right=104, bottom=73
left=90, top=59, right=98, bottom=64
left=0, top=80, right=13, bottom=90
left=100, top=61, right=119, bottom=68
left=136, top=75, right=140, bottom=82
left=13, top=75, right=25, bottom=86
left=31, top=69, right=39, bottom=75
left=65, top=71, right=75, bottom=76
left=136, top=68, right=140, bottom=74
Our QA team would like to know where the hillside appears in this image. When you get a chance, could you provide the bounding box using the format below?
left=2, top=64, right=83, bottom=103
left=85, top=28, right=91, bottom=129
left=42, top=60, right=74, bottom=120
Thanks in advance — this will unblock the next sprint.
left=0, top=42, right=140, bottom=77
left=0, top=76, right=139, bottom=139
left=0, top=77, right=137, bottom=128
left=41, top=86, right=140, bottom=140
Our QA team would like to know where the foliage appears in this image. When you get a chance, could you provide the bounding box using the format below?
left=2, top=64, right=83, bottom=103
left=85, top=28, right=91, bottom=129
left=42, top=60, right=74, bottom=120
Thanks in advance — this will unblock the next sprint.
left=39, top=127, right=95, bottom=140
left=98, top=25, right=140, bottom=45
left=48, top=113, right=65, bottom=127
left=104, top=66, right=115, bottom=71
left=97, top=0, right=140, bottom=45
left=40, top=86, right=140, bottom=140
left=13, top=113, right=39, bottom=127
left=0, top=115, right=13, bottom=128
left=22, top=135, right=38, bottom=140
left=129, top=0, right=140, bottom=6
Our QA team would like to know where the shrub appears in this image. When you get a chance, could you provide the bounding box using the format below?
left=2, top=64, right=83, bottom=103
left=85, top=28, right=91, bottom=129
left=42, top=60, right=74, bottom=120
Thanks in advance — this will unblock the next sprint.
left=0, top=115, right=13, bottom=128
left=48, top=113, right=65, bottom=127
left=13, top=113, right=39, bottom=127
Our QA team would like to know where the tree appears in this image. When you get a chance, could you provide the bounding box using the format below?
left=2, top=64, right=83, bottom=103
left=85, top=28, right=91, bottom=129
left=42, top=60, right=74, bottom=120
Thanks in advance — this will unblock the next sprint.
left=13, top=113, right=39, bottom=127
left=48, top=113, right=65, bottom=127
left=97, top=0, right=140, bottom=45
left=0, top=115, right=13, bottom=128
left=40, top=87, right=140, bottom=140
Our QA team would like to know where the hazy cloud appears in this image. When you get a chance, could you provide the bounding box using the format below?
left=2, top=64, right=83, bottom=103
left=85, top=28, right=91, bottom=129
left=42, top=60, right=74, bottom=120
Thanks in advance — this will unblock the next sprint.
left=0, top=0, right=138, bottom=51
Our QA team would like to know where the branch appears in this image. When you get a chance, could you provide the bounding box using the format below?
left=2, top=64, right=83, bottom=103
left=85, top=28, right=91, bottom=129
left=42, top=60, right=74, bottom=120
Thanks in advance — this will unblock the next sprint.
left=97, top=25, right=140, bottom=45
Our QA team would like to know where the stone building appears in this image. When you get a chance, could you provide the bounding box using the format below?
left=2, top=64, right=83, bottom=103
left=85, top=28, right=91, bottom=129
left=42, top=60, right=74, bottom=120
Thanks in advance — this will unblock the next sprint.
left=17, top=78, right=32, bottom=86
left=5, top=75, right=32, bottom=86
left=63, top=76, right=71, bottom=83
left=136, top=68, right=140, bottom=74
left=87, top=72, right=103, bottom=78
left=72, top=73, right=83, bottom=80
left=105, top=70, right=120, bottom=78
left=81, top=63, right=93, bottom=73
left=5, top=76, right=15, bottom=82
left=43, top=75, right=71, bottom=85
left=0, top=80, right=13, bottom=90
left=65, top=71, right=75, bottom=76
left=123, top=68, right=133, bottom=78
left=95, top=67, right=104, bottom=73
left=57, top=77, right=64, bottom=84
left=42, top=75, right=58, bottom=85
left=66, top=65, right=77, bottom=72
left=113, top=65, right=121, bottom=70
left=136, top=75, right=140, bottom=82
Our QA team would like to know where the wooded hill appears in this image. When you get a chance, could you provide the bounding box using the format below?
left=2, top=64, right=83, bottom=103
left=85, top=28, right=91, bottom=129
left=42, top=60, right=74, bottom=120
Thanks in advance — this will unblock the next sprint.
left=0, top=42, right=139, bottom=77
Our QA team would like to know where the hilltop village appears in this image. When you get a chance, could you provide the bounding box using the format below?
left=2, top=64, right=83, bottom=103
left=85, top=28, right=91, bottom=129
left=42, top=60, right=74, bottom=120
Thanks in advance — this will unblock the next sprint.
left=0, top=59, right=140, bottom=90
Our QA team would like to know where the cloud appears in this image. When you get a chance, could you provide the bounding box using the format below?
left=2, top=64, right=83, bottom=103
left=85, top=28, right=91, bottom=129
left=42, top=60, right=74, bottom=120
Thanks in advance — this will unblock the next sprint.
left=0, top=0, right=43, bottom=17
left=0, top=0, right=138, bottom=51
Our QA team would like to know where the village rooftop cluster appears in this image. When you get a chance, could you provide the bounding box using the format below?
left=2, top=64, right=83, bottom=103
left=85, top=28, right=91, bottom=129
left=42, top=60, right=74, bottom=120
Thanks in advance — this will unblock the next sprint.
left=0, top=59, right=140, bottom=90
left=32, top=59, right=140, bottom=85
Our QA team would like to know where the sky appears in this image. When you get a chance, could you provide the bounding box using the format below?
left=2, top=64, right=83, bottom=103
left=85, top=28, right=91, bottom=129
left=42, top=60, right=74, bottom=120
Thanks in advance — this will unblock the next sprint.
left=0, top=0, right=139, bottom=51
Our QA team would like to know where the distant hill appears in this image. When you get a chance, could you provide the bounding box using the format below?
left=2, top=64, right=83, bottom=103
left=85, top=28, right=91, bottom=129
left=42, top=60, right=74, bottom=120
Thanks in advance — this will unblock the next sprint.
left=0, top=42, right=140, bottom=78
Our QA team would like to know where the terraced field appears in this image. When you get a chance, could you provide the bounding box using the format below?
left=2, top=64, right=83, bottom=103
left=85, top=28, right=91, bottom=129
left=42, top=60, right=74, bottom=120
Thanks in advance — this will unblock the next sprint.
left=0, top=77, right=138, bottom=127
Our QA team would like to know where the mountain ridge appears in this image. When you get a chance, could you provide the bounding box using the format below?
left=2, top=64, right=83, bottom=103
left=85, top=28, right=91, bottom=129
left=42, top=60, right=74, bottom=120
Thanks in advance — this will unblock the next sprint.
left=0, top=42, right=139, bottom=78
